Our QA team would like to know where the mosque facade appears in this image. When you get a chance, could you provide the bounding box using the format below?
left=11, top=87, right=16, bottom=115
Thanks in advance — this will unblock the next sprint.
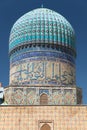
left=0, top=8, right=87, bottom=130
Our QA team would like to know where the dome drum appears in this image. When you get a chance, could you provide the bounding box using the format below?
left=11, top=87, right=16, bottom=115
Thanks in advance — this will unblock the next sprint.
left=10, top=46, right=75, bottom=65
left=9, top=48, right=76, bottom=86
left=9, top=42, right=76, bottom=58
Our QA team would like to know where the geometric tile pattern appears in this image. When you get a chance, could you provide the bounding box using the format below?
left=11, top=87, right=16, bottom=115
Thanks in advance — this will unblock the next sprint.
left=10, top=50, right=75, bottom=64
left=4, top=86, right=82, bottom=105
left=52, top=89, right=76, bottom=105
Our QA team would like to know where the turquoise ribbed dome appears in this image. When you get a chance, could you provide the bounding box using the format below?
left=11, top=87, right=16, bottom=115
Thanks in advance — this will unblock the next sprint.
left=9, top=8, right=76, bottom=52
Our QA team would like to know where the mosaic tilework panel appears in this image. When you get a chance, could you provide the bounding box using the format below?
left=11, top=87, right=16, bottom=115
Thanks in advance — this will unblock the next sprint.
left=4, top=88, right=12, bottom=104
left=9, top=8, right=76, bottom=52
left=4, top=86, right=82, bottom=105
left=26, top=88, right=37, bottom=105
left=39, top=89, right=49, bottom=95
left=0, top=106, right=87, bottom=130
left=52, top=89, right=76, bottom=105
left=10, top=51, right=75, bottom=64
left=10, top=59, right=76, bottom=86
left=4, top=87, right=38, bottom=105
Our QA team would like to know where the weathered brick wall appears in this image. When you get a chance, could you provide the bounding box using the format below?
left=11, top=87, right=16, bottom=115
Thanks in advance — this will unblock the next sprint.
left=0, top=106, right=87, bottom=130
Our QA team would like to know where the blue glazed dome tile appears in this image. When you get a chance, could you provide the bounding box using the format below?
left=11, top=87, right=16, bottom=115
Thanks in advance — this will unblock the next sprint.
left=9, top=8, right=76, bottom=52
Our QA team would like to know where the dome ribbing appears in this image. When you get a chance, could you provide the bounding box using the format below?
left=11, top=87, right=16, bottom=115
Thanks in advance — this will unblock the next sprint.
left=9, top=8, right=76, bottom=54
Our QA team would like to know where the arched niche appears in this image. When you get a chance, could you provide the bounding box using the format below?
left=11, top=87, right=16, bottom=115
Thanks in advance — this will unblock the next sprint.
left=40, top=124, right=51, bottom=130
left=40, top=93, right=48, bottom=105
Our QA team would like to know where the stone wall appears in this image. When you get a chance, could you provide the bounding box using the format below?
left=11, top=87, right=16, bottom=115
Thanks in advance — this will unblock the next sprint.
left=0, top=106, right=87, bottom=129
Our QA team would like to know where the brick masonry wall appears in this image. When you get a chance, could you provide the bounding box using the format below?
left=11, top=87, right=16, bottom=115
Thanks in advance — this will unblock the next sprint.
left=0, top=106, right=87, bottom=130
